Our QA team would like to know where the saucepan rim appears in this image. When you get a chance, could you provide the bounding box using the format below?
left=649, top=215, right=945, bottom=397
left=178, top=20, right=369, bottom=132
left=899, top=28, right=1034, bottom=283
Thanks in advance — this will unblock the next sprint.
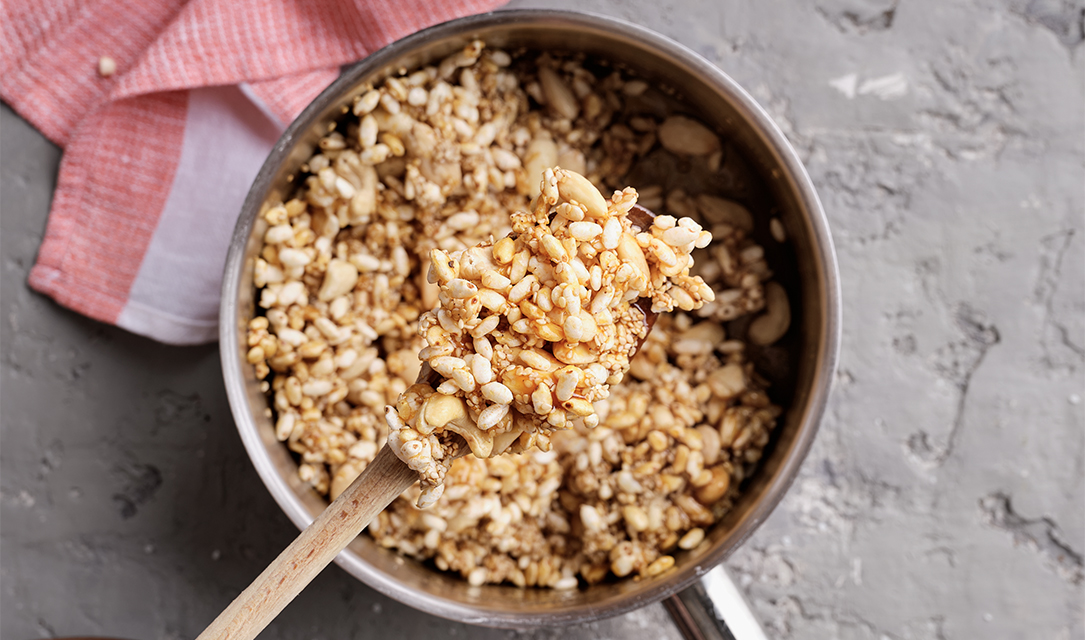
left=220, top=8, right=840, bottom=628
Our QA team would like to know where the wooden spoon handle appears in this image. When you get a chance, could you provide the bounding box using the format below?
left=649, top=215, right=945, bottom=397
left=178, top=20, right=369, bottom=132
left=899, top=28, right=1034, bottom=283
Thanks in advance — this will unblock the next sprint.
left=196, top=444, right=416, bottom=640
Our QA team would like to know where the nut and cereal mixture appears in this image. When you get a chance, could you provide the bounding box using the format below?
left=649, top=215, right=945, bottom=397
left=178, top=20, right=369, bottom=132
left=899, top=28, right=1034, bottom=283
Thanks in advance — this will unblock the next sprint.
left=386, top=170, right=713, bottom=507
left=246, top=41, right=789, bottom=589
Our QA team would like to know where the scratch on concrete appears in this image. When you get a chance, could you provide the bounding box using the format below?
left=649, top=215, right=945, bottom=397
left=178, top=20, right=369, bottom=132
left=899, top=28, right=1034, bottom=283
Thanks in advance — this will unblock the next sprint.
left=814, top=139, right=925, bottom=246
left=152, top=389, right=209, bottom=435
left=35, top=617, right=56, bottom=638
left=918, top=46, right=1024, bottom=161
left=816, top=0, right=900, bottom=33
left=829, top=73, right=909, bottom=100
left=923, top=545, right=959, bottom=568
left=728, top=544, right=797, bottom=589
left=1007, top=0, right=1085, bottom=49
left=753, top=593, right=906, bottom=639
left=979, top=492, right=1084, bottom=584
left=786, top=458, right=903, bottom=544
left=829, top=73, right=859, bottom=99
left=1035, top=228, right=1085, bottom=370
left=111, top=463, right=163, bottom=519
left=857, top=73, right=909, bottom=99
left=907, top=305, right=1000, bottom=466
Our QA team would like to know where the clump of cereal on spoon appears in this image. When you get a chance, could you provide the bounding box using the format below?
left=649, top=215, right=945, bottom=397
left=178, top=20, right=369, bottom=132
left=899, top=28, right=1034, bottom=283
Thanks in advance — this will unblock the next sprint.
left=386, top=168, right=715, bottom=506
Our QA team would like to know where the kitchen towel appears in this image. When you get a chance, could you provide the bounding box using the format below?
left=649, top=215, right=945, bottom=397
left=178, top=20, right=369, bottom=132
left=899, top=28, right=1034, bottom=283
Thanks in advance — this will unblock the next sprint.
left=1, top=0, right=504, bottom=344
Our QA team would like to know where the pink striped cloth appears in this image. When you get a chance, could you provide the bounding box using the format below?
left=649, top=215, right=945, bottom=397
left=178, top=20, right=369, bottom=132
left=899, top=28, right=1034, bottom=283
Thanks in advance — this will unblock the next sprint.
left=2, top=0, right=504, bottom=344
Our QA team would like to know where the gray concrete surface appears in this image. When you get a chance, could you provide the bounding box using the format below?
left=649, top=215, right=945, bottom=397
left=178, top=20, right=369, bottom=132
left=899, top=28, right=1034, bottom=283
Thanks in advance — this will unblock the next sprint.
left=2, top=0, right=1083, bottom=638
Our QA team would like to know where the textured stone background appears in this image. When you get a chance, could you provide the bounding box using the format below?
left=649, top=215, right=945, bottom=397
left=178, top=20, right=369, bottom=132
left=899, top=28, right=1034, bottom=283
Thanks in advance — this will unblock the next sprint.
left=2, top=0, right=1082, bottom=638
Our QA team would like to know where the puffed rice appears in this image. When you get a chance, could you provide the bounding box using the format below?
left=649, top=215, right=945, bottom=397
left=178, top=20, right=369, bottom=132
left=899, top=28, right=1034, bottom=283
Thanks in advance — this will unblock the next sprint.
left=385, top=171, right=713, bottom=503
left=247, top=43, right=784, bottom=590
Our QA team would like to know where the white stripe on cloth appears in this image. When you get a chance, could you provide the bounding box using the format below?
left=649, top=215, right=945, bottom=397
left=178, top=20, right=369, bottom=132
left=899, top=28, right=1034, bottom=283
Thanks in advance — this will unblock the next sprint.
left=117, top=86, right=283, bottom=345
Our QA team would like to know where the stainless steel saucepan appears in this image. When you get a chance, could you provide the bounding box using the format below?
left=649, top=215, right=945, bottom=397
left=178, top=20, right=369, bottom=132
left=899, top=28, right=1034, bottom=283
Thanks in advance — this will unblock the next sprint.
left=220, top=9, right=840, bottom=638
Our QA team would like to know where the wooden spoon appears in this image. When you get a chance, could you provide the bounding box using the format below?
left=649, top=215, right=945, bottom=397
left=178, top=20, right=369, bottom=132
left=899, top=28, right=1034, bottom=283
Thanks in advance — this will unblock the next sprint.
left=196, top=205, right=657, bottom=640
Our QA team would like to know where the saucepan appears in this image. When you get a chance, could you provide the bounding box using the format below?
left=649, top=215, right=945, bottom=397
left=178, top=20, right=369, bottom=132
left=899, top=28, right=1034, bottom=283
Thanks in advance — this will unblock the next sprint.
left=220, top=9, right=840, bottom=638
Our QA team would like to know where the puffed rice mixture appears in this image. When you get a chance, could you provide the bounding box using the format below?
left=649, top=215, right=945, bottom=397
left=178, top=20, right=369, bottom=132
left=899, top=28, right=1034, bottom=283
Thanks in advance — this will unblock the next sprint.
left=386, top=171, right=713, bottom=507
left=246, top=41, right=789, bottom=588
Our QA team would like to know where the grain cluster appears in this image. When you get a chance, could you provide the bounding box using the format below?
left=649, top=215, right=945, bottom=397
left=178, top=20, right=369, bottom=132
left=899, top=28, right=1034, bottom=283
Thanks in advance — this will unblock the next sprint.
left=246, top=42, right=789, bottom=588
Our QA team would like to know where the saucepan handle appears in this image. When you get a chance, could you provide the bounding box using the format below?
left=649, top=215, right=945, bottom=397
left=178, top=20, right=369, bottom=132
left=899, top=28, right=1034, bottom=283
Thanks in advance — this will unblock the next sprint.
left=663, top=565, right=768, bottom=640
